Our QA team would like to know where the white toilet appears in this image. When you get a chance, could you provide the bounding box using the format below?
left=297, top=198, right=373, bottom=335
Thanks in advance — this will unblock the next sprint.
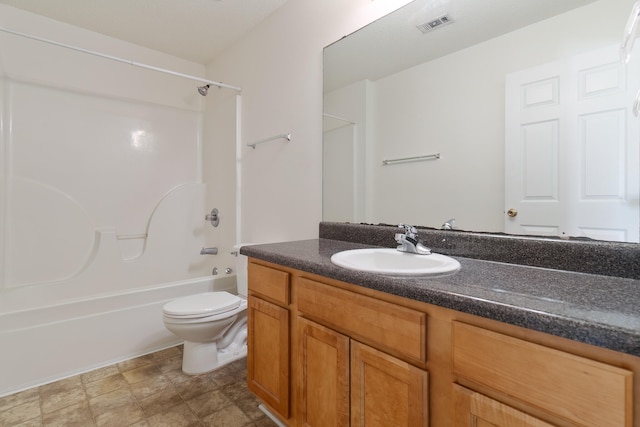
left=162, top=245, right=250, bottom=375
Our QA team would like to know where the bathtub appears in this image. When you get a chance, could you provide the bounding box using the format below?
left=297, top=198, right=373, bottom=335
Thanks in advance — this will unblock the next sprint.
left=0, top=274, right=236, bottom=397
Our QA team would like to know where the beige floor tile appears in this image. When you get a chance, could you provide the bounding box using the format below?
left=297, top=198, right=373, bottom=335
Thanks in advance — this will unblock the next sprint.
left=227, top=359, right=247, bottom=373
left=234, top=395, right=265, bottom=422
left=0, top=399, right=41, bottom=426
left=0, top=387, right=39, bottom=412
left=129, top=375, right=173, bottom=401
left=40, top=387, right=86, bottom=415
left=11, top=418, right=42, bottom=427
left=3, top=350, right=260, bottom=427
left=145, top=403, right=200, bottom=427
left=89, top=386, right=137, bottom=417
left=117, top=355, right=153, bottom=373
left=221, top=379, right=251, bottom=402
left=93, top=401, right=145, bottom=427
left=126, top=420, right=151, bottom=427
left=201, top=404, right=251, bottom=427
left=84, top=373, right=129, bottom=399
left=122, top=364, right=163, bottom=385
left=81, top=364, right=120, bottom=385
left=208, top=369, right=238, bottom=388
left=154, top=355, right=183, bottom=376
left=252, top=415, right=280, bottom=427
left=186, top=389, right=233, bottom=418
left=138, top=388, right=183, bottom=418
left=163, top=368, right=194, bottom=385
left=42, top=401, right=93, bottom=427
left=173, top=375, right=217, bottom=401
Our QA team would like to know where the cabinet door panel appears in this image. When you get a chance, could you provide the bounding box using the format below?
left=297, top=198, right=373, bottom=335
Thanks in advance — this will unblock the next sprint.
left=248, top=296, right=290, bottom=418
left=453, top=384, right=554, bottom=427
left=298, top=318, right=349, bottom=427
left=351, top=341, right=428, bottom=427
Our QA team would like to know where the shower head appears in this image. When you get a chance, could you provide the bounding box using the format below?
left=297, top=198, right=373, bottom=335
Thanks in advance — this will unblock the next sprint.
left=197, top=84, right=210, bottom=96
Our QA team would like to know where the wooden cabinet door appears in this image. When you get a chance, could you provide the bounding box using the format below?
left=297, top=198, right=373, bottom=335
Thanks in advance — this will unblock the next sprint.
left=297, top=318, right=350, bottom=427
left=247, top=296, right=290, bottom=419
left=453, top=384, right=555, bottom=427
left=351, top=341, right=428, bottom=427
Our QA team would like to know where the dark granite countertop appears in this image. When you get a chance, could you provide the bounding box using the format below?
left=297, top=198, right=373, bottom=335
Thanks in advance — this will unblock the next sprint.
left=240, top=238, right=640, bottom=357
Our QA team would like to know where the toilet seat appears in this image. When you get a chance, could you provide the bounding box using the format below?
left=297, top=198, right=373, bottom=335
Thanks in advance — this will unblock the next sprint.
left=163, top=291, right=241, bottom=319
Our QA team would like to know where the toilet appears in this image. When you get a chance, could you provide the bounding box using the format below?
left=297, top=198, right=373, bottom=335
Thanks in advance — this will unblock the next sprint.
left=162, top=245, right=250, bottom=375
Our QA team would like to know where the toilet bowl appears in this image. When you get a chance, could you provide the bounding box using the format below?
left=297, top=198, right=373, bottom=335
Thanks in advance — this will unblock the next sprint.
left=162, top=244, right=251, bottom=374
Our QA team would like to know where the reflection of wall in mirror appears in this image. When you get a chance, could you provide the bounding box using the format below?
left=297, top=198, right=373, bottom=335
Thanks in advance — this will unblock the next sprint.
left=324, top=80, right=370, bottom=222
left=323, top=0, right=637, bottom=241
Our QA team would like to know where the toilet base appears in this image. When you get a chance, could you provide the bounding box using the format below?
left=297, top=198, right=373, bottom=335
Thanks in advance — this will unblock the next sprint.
left=182, top=340, right=247, bottom=375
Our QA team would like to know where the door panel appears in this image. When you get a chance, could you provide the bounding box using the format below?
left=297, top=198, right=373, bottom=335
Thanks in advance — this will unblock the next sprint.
left=505, top=44, right=639, bottom=242
left=351, top=341, right=428, bottom=427
left=247, top=296, right=290, bottom=418
left=297, top=318, right=349, bottom=427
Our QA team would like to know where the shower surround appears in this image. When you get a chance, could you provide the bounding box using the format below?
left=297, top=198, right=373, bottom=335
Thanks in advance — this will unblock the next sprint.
left=0, top=5, right=229, bottom=396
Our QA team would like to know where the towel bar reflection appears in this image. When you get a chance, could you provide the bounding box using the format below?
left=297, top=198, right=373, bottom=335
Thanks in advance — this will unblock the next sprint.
left=382, top=153, right=440, bottom=165
left=247, top=133, right=291, bottom=149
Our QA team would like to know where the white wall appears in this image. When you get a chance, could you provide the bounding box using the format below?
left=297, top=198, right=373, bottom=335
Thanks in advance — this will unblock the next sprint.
left=323, top=80, right=369, bottom=222
left=205, top=0, right=414, bottom=244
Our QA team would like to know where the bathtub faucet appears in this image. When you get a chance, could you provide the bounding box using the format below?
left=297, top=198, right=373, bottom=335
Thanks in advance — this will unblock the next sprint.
left=200, top=247, right=218, bottom=255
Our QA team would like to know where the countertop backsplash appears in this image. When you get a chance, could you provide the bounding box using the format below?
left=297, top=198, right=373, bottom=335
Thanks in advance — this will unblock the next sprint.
left=319, top=222, right=640, bottom=280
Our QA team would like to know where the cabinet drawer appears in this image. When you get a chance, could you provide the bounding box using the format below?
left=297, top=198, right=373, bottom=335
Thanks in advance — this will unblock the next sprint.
left=297, top=277, right=427, bottom=365
left=452, top=322, right=633, bottom=427
left=248, top=262, right=290, bottom=305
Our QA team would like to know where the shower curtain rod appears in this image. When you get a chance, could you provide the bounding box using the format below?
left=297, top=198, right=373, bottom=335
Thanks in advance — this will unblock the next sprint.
left=0, top=26, right=242, bottom=92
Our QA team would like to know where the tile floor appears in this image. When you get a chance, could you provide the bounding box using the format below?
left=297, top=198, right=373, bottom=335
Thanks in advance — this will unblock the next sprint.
left=0, top=346, right=278, bottom=426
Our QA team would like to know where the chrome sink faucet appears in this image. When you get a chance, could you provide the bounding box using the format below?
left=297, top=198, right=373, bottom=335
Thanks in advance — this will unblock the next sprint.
left=395, top=224, right=432, bottom=255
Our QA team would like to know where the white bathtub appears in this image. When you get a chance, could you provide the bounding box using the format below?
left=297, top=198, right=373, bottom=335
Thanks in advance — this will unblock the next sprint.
left=0, top=275, right=236, bottom=397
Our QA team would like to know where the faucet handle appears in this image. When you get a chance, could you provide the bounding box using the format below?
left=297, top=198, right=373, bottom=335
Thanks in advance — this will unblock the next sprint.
left=441, top=218, right=456, bottom=230
left=398, top=223, right=418, bottom=237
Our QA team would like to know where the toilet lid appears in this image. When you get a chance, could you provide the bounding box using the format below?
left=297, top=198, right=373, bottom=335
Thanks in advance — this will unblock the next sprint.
left=163, top=291, right=241, bottom=318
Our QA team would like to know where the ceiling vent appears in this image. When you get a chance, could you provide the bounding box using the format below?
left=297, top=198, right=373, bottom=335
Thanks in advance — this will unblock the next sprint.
left=416, top=14, right=454, bottom=34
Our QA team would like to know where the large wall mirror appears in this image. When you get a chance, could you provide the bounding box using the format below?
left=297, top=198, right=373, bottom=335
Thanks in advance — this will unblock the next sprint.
left=323, top=0, right=640, bottom=243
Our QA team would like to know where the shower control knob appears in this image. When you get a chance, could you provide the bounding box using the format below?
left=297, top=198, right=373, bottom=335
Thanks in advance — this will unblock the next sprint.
left=205, top=208, right=220, bottom=227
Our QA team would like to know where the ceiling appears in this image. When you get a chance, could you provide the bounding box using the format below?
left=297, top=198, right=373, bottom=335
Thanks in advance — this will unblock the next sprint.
left=0, top=0, right=290, bottom=64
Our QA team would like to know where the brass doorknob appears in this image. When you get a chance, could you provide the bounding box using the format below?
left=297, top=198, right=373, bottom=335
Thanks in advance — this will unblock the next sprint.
left=507, top=208, right=518, bottom=218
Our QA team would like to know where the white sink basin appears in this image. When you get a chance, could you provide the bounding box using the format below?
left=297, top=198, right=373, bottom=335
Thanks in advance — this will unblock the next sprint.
left=330, top=248, right=461, bottom=276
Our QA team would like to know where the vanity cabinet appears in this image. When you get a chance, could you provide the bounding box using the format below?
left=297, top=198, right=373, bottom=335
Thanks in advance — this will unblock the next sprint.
left=247, top=258, right=638, bottom=427
left=296, top=277, right=429, bottom=427
left=247, top=262, right=291, bottom=421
